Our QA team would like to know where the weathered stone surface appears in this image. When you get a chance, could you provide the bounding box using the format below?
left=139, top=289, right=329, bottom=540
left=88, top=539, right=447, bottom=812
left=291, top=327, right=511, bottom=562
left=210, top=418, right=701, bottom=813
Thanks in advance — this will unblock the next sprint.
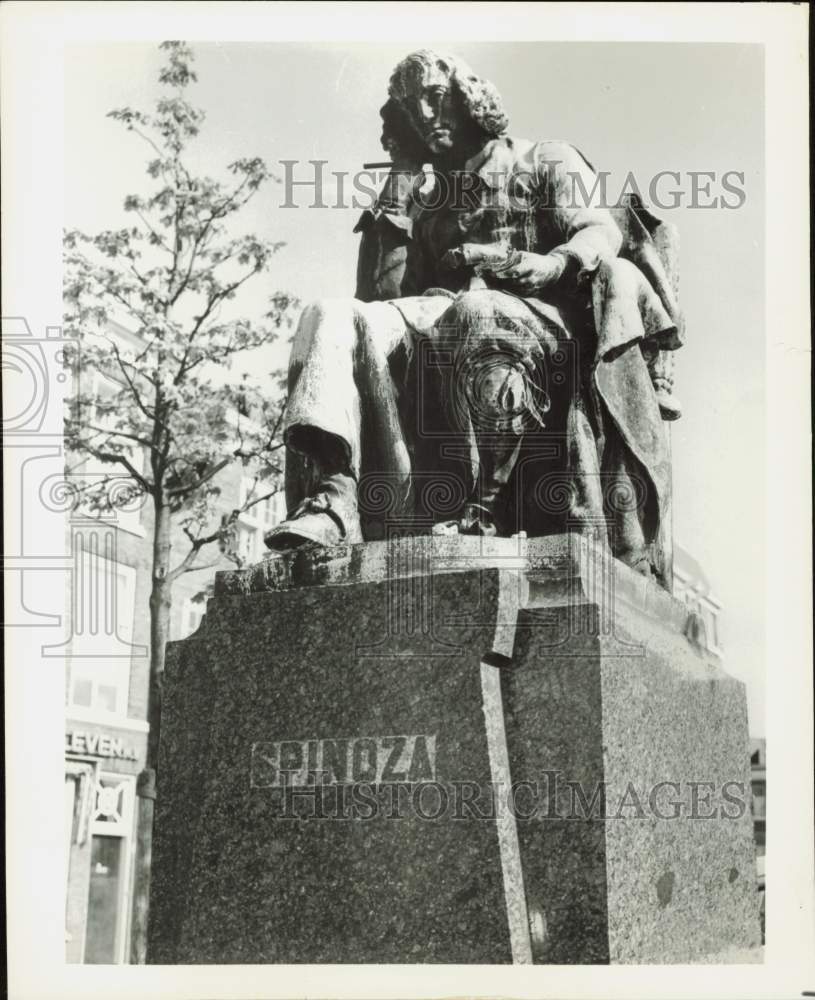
left=150, top=565, right=515, bottom=963
left=149, top=535, right=760, bottom=964
left=505, top=602, right=760, bottom=963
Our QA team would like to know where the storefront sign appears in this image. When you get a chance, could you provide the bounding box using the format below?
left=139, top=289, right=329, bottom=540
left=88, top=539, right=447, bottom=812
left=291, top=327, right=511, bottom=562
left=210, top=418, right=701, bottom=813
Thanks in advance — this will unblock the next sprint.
left=65, top=729, right=139, bottom=761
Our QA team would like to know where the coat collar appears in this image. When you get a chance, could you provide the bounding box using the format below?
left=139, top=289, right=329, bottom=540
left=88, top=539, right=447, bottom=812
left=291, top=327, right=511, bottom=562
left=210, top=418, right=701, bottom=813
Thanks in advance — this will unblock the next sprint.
left=462, top=136, right=516, bottom=187
left=461, top=136, right=538, bottom=192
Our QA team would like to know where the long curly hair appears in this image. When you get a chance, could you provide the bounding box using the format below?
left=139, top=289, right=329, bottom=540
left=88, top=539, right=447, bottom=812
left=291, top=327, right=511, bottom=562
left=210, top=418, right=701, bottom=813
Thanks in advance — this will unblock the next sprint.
left=381, top=50, right=509, bottom=165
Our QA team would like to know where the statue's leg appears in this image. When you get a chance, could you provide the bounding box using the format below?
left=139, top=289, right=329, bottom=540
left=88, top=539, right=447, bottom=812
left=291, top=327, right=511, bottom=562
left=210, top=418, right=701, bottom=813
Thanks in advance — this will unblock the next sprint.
left=600, top=432, right=655, bottom=575
left=590, top=259, right=672, bottom=576
left=561, top=389, right=656, bottom=577
left=267, top=298, right=410, bottom=551
left=564, top=395, right=606, bottom=529
left=561, top=362, right=659, bottom=576
left=284, top=299, right=363, bottom=475
left=462, top=364, right=529, bottom=535
left=432, top=290, right=557, bottom=535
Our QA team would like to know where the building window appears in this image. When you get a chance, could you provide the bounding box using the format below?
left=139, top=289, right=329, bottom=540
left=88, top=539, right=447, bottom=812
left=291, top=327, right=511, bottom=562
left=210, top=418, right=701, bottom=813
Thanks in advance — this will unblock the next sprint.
left=177, top=596, right=206, bottom=639
left=67, top=550, right=136, bottom=718
left=69, top=661, right=131, bottom=718
left=83, top=773, right=134, bottom=964
left=238, top=475, right=257, bottom=512
left=65, top=760, right=97, bottom=960
left=72, top=677, right=93, bottom=708
left=239, top=476, right=284, bottom=527
left=234, top=477, right=283, bottom=566
left=263, top=491, right=286, bottom=526
left=84, top=837, right=127, bottom=963
left=236, top=523, right=261, bottom=565
left=92, top=776, right=130, bottom=830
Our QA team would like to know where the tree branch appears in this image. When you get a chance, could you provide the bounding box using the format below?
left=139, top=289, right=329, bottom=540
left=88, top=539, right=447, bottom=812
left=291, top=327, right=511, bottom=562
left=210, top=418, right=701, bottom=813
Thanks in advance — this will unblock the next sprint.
left=75, top=421, right=154, bottom=449
left=74, top=446, right=153, bottom=493
left=166, top=456, right=229, bottom=499
left=134, top=209, right=174, bottom=255
left=110, top=341, right=164, bottom=427
left=180, top=559, right=221, bottom=575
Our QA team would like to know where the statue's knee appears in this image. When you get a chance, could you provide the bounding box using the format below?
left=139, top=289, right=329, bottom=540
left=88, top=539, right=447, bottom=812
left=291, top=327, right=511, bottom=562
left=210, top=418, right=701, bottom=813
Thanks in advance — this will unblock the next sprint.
left=351, top=300, right=378, bottom=328
left=466, top=361, right=529, bottom=425
left=292, top=299, right=325, bottom=346
left=293, top=297, right=358, bottom=353
left=351, top=301, right=407, bottom=362
left=596, top=256, right=639, bottom=288
left=299, top=297, right=359, bottom=323
left=444, top=289, right=495, bottom=329
left=296, top=298, right=332, bottom=329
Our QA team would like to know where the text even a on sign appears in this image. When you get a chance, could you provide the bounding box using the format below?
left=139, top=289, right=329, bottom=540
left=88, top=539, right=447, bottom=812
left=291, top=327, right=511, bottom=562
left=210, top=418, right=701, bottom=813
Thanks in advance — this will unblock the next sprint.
left=65, top=729, right=139, bottom=761
left=250, top=734, right=437, bottom=787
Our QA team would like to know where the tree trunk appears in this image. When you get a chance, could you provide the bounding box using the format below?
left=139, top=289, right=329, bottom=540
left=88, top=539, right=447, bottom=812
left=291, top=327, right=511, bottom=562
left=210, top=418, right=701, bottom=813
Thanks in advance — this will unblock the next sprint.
left=130, top=499, right=172, bottom=964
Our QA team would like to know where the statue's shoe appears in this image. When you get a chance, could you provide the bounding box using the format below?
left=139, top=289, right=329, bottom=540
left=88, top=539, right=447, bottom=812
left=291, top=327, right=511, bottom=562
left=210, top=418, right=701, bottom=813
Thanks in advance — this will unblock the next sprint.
left=264, top=491, right=362, bottom=552
left=431, top=502, right=498, bottom=537
left=656, top=388, right=682, bottom=421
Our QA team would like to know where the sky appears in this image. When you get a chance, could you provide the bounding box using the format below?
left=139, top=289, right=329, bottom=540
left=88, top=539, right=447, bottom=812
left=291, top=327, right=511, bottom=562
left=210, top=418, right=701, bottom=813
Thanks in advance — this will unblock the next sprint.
left=64, top=41, right=766, bottom=733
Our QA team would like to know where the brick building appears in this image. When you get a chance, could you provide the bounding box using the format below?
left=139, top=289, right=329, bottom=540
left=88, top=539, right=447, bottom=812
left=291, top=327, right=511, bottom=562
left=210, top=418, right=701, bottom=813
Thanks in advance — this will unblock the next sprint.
left=63, top=321, right=285, bottom=963
left=672, top=541, right=724, bottom=658
left=64, top=469, right=284, bottom=962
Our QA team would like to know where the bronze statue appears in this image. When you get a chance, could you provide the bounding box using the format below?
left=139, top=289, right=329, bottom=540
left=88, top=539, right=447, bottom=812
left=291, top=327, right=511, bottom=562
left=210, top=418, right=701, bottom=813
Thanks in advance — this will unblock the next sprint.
left=266, top=49, right=683, bottom=587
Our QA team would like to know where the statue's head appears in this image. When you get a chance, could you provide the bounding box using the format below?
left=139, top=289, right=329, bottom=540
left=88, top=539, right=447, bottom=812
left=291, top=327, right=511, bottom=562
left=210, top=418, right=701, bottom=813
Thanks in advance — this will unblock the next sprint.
left=381, top=50, right=508, bottom=164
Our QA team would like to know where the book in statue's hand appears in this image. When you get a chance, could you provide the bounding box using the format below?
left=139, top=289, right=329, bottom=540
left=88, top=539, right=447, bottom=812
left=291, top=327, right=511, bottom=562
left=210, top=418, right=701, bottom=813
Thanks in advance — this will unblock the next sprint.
left=441, top=240, right=522, bottom=274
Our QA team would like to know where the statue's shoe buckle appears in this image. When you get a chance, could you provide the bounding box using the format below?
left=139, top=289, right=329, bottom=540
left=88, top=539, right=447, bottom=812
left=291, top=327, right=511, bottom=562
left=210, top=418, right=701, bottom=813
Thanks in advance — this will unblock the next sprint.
left=264, top=492, right=362, bottom=552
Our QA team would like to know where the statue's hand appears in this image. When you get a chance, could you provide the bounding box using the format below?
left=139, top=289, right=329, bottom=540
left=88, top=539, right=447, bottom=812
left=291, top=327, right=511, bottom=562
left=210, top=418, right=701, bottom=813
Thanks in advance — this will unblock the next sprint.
left=488, top=251, right=567, bottom=295
left=440, top=246, right=468, bottom=270
left=441, top=242, right=511, bottom=270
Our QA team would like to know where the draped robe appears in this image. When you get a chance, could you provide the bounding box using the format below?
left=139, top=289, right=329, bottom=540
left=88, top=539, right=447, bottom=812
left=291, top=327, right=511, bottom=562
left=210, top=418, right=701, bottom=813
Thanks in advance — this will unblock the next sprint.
left=284, top=137, right=682, bottom=586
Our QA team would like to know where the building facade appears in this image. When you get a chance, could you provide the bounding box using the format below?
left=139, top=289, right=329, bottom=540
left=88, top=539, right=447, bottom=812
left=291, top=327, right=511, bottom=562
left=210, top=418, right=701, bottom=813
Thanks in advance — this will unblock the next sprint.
left=64, top=472, right=285, bottom=963
left=63, top=319, right=285, bottom=962
left=672, top=542, right=724, bottom=658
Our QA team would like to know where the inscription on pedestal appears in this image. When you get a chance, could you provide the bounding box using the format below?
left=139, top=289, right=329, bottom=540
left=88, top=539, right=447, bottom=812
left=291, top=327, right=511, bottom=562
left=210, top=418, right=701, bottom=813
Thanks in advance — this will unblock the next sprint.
left=250, top=734, right=437, bottom=787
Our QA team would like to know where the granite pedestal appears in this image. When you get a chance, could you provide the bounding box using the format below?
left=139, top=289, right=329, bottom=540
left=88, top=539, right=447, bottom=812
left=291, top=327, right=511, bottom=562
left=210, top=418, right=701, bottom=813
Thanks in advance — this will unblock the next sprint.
left=148, top=533, right=761, bottom=964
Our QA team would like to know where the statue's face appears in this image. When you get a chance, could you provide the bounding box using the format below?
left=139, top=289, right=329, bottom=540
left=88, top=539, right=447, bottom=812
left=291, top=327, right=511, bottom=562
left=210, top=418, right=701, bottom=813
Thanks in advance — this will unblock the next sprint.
left=404, top=63, right=464, bottom=156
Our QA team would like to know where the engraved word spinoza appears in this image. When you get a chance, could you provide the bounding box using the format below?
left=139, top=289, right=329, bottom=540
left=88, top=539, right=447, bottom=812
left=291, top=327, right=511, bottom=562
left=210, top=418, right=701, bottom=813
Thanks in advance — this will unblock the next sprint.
left=250, top=734, right=437, bottom=787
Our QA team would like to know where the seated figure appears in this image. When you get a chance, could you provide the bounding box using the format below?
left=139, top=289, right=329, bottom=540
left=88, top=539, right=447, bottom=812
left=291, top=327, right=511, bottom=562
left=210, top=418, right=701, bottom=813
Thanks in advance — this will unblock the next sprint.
left=266, top=49, right=683, bottom=588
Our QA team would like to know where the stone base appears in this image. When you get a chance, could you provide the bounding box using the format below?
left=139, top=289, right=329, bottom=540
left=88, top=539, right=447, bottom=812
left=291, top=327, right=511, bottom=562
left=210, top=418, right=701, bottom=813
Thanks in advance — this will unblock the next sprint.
left=148, top=533, right=761, bottom=964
